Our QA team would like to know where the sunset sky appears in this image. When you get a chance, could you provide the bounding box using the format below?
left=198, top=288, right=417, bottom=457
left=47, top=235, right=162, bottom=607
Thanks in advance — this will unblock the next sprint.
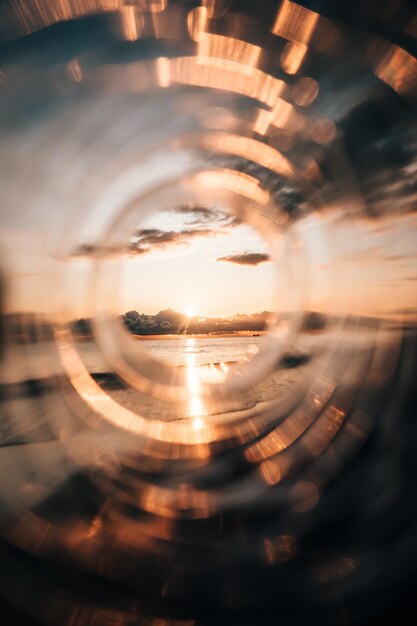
left=115, top=205, right=278, bottom=317
left=3, top=207, right=417, bottom=322
left=110, top=205, right=417, bottom=321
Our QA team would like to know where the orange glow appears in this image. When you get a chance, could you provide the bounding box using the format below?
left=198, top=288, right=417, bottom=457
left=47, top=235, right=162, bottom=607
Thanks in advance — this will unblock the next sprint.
left=193, top=168, right=270, bottom=204
left=4, top=0, right=123, bottom=37
left=184, top=338, right=205, bottom=422
left=201, top=132, right=294, bottom=177
left=272, top=0, right=319, bottom=45
left=56, top=330, right=217, bottom=448
left=246, top=380, right=335, bottom=463
left=203, top=0, right=231, bottom=19
left=120, top=6, right=143, bottom=42
left=171, top=56, right=286, bottom=108
left=376, top=45, right=417, bottom=102
left=142, top=0, right=167, bottom=12
left=280, top=41, right=307, bottom=75
left=140, top=482, right=213, bottom=518
left=198, top=33, right=262, bottom=69
left=302, top=404, right=346, bottom=458
left=292, top=77, right=319, bottom=106
left=259, top=459, right=282, bottom=485
left=253, top=99, right=300, bottom=135
left=156, top=56, right=171, bottom=87
left=187, top=6, right=209, bottom=42
left=184, top=304, right=196, bottom=318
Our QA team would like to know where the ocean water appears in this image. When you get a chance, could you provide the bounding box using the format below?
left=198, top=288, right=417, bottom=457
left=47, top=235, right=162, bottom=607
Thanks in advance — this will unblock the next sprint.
left=0, top=335, right=263, bottom=385
left=1, top=328, right=397, bottom=385
left=139, top=335, right=263, bottom=367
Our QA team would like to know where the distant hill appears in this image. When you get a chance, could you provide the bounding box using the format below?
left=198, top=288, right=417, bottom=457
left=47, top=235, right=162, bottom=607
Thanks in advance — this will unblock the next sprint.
left=71, top=309, right=390, bottom=338
left=120, top=309, right=270, bottom=335
left=3, top=309, right=391, bottom=343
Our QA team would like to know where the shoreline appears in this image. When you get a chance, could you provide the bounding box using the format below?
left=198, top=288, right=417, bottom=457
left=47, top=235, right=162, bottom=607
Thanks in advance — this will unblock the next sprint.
left=129, top=331, right=267, bottom=341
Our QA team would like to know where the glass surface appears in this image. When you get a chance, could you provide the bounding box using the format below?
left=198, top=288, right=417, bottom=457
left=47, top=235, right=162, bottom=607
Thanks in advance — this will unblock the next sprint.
left=0, top=1, right=416, bottom=624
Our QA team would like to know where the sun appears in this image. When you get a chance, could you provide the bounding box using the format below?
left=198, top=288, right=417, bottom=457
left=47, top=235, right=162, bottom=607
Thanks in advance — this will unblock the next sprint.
left=184, top=304, right=196, bottom=318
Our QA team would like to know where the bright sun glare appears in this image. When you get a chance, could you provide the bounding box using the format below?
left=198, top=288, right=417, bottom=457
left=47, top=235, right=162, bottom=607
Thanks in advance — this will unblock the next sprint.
left=184, top=305, right=196, bottom=318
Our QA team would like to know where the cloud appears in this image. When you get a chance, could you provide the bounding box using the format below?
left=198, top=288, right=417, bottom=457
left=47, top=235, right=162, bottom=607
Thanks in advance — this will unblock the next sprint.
left=71, top=243, right=98, bottom=257
left=70, top=242, right=123, bottom=258
left=129, top=226, right=225, bottom=255
left=170, top=204, right=240, bottom=227
left=216, top=252, right=271, bottom=266
left=71, top=226, right=228, bottom=258
left=71, top=205, right=243, bottom=259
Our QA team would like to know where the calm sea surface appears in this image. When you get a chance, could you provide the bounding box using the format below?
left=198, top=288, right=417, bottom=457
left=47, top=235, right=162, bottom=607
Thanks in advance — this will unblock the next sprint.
left=0, top=336, right=263, bottom=384
left=140, top=335, right=263, bottom=366
left=1, top=329, right=395, bottom=385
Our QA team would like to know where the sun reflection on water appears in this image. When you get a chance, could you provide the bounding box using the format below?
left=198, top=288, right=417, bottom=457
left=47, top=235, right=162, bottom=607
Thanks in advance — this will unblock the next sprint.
left=184, top=337, right=205, bottom=428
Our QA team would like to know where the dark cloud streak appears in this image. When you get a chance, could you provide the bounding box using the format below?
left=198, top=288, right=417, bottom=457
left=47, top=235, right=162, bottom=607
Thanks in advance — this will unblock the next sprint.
left=216, top=252, right=271, bottom=266
left=129, top=227, right=222, bottom=255
left=170, top=204, right=240, bottom=227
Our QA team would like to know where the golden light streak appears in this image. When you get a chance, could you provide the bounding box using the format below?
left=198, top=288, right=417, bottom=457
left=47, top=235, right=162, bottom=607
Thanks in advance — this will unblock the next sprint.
left=198, top=33, right=262, bottom=69
left=194, top=168, right=270, bottom=204
left=302, top=404, right=345, bottom=458
left=141, top=482, right=213, bottom=518
left=3, top=0, right=123, bottom=37
left=120, top=5, right=143, bottom=42
left=184, top=304, right=196, bottom=318
left=184, top=338, right=206, bottom=425
left=142, top=0, right=167, bottom=13
left=376, top=44, right=417, bottom=102
left=56, top=332, right=216, bottom=448
left=86, top=55, right=288, bottom=109
left=259, top=459, right=282, bottom=485
left=246, top=380, right=335, bottom=463
left=156, top=56, right=171, bottom=87
left=187, top=6, right=209, bottom=42
left=272, top=0, right=319, bottom=45
left=280, top=41, right=307, bottom=75
left=253, top=99, right=300, bottom=136
left=171, top=56, right=286, bottom=107
left=203, top=0, right=231, bottom=19
left=201, top=132, right=294, bottom=177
